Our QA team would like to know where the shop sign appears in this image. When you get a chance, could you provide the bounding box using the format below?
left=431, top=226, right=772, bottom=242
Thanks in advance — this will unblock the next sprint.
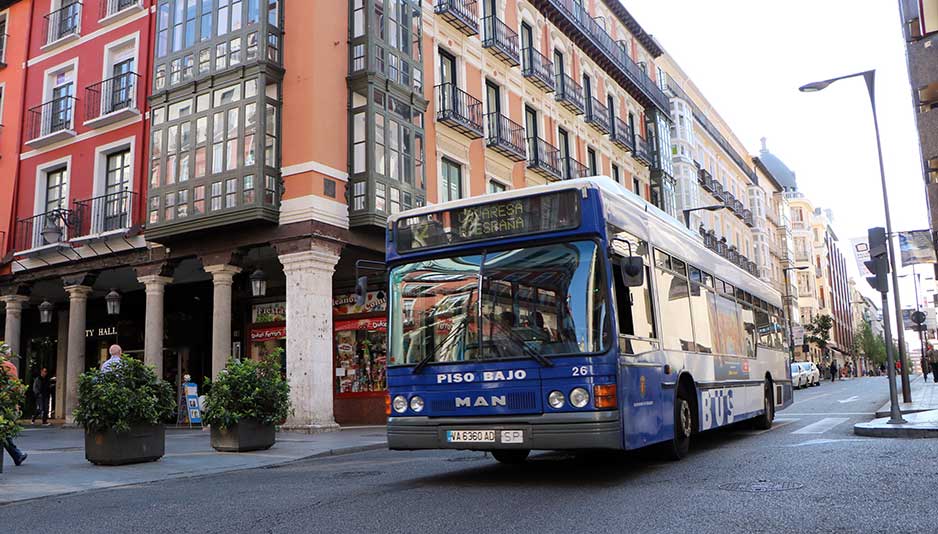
left=183, top=382, right=202, bottom=424
left=252, top=302, right=286, bottom=323
left=251, top=326, right=286, bottom=341
left=85, top=326, right=118, bottom=338
left=334, top=291, right=387, bottom=316
left=335, top=318, right=387, bottom=332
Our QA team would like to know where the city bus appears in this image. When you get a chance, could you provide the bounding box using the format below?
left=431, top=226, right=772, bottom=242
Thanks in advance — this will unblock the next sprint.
left=384, top=177, right=792, bottom=463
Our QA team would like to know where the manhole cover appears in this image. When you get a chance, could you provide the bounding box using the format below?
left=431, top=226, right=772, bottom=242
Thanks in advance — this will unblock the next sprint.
left=720, top=481, right=804, bottom=493
left=335, top=471, right=382, bottom=478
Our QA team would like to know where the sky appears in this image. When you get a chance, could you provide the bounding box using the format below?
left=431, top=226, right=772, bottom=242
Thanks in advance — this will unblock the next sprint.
left=625, top=0, right=935, bottom=338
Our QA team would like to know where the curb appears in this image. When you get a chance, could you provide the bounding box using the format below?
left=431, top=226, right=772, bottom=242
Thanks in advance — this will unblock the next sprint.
left=854, top=423, right=938, bottom=439
left=873, top=408, right=931, bottom=418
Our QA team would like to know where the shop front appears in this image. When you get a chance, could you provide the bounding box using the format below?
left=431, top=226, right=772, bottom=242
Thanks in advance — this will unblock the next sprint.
left=333, top=291, right=387, bottom=425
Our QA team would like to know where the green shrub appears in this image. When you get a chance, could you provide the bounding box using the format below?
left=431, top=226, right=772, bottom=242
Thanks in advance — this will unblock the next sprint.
left=0, top=355, right=25, bottom=442
left=203, top=351, right=291, bottom=429
left=73, top=357, right=176, bottom=433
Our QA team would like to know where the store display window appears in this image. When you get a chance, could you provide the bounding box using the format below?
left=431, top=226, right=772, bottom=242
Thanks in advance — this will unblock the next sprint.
left=334, top=291, right=387, bottom=396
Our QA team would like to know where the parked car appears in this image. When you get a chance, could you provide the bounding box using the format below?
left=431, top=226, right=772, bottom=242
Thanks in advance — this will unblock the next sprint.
left=802, top=362, right=821, bottom=387
left=790, top=362, right=807, bottom=389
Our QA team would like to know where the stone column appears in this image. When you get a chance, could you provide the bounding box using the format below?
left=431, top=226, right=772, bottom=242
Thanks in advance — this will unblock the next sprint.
left=64, top=285, right=92, bottom=424
left=204, top=265, right=241, bottom=380
left=139, top=275, right=173, bottom=378
left=55, top=310, right=68, bottom=419
left=1, top=295, right=29, bottom=368
left=278, top=245, right=341, bottom=433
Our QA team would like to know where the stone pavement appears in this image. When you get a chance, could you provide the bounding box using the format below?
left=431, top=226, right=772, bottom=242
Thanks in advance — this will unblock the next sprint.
left=0, top=425, right=388, bottom=504
left=855, top=374, right=938, bottom=438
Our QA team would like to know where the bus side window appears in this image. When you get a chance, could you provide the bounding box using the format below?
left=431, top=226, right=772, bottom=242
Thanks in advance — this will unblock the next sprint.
left=613, top=262, right=657, bottom=354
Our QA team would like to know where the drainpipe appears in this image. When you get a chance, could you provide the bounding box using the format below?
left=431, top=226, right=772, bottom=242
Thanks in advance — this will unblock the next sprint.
left=7, top=0, right=35, bottom=259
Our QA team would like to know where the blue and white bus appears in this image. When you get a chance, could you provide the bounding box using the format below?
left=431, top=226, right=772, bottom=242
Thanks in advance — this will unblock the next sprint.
left=384, top=177, right=792, bottom=463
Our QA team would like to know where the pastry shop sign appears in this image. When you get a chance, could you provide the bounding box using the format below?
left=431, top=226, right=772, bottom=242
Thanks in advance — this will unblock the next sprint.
left=251, top=326, right=286, bottom=341
left=334, top=291, right=387, bottom=315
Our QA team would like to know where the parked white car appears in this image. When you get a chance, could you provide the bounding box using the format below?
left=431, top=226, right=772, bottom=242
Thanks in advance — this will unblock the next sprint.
left=790, top=362, right=807, bottom=389
left=801, top=362, right=821, bottom=387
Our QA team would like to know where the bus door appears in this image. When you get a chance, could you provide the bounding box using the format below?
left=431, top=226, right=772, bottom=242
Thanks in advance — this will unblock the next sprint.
left=610, top=243, right=666, bottom=449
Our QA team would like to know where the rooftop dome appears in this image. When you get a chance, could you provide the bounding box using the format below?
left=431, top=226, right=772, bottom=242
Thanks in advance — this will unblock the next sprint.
left=758, top=137, right=798, bottom=191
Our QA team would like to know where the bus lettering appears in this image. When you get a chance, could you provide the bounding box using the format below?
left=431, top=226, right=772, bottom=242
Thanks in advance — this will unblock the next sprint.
left=437, top=372, right=477, bottom=384
left=482, top=370, right=527, bottom=381
left=455, top=395, right=507, bottom=407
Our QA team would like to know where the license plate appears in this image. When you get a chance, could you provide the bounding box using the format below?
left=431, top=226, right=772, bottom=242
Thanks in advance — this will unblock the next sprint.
left=446, top=430, right=495, bottom=443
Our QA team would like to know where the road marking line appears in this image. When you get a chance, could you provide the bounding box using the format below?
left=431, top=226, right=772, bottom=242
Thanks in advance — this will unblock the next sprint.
left=788, top=438, right=872, bottom=447
left=838, top=395, right=860, bottom=404
left=792, top=393, right=831, bottom=404
left=783, top=412, right=874, bottom=416
left=792, top=417, right=849, bottom=434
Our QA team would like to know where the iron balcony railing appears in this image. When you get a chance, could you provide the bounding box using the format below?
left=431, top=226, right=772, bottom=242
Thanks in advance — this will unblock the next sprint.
left=743, top=209, right=754, bottom=227
left=711, top=181, right=726, bottom=202
left=585, top=96, right=611, bottom=134
left=485, top=112, right=526, bottom=162
left=526, top=136, right=562, bottom=180
left=610, top=117, right=634, bottom=151
left=481, top=16, right=520, bottom=66
left=540, top=0, right=669, bottom=113
left=73, top=190, right=137, bottom=237
left=99, top=0, right=139, bottom=19
left=27, top=96, right=77, bottom=141
left=563, top=156, right=590, bottom=180
left=434, top=0, right=479, bottom=36
left=723, top=191, right=736, bottom=210
left=85, top=72, right=138, bottom=121
left=699, top=168, right=714, bottom=192
left=14, top=209, right=78, bottom=252
left=632, top=132, right=651, bottom=165
left=521, top=47, right=554, bottom=92
left=555, top=72, right=584, bottom=114
left=436, top=83, right=483, bottom=139
left=43, top=2, right=81, bottom=45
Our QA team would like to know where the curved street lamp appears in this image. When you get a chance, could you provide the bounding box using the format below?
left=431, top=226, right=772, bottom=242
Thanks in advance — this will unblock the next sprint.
left=682, top=204, right=726, bottom=229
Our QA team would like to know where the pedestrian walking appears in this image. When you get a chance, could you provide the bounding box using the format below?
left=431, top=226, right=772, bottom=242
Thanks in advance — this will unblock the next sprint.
left=923, top=353, right=930, bottom=382
left=31, top=368, right=51, bottom=425
left=928, top=347, right=938, bottom=384
left=1, top=351, right=27, bottom=466
left=100, top=344, right=123, bottom=373
left=830, top=360, right=838, bottom=382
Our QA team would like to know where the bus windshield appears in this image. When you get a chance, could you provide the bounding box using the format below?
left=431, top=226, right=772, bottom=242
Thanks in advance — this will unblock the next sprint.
left=389, top=241, right=610, bottom=366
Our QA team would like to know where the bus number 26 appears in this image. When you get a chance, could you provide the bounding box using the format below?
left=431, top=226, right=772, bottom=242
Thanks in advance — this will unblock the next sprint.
left=571, top=366, right=590, bottom=376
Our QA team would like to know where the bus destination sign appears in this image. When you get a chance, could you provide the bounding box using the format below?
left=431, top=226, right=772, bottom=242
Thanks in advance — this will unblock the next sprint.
left=395, top=190, right=580, bottom=252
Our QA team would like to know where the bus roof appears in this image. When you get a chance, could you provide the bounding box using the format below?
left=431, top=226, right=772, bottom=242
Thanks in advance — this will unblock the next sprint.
left=389, top=176, right=783, bottom=308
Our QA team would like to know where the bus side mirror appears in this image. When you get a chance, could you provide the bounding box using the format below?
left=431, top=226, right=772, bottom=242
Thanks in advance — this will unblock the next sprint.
left=618, top=256, right=644, bottom=287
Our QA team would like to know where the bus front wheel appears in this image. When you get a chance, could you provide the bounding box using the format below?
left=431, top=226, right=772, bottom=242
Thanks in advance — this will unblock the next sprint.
left=492, top=449, right=530, bottom=464
left=663, top=391, right=692, bottom=460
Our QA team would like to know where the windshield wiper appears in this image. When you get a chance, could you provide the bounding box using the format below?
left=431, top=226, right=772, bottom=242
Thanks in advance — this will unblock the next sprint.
left=412, top=317, right=468, bottom=374
left=488, top=319, right=554, bottom=368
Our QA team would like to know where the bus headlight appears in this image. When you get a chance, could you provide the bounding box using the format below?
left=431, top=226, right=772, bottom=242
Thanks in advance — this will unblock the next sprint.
left=409, top=395, right=425, bottom=413
left=392, top=395, right=408, bottom=413
left=569, top=387, right=590, bottom=408
left=548, top=390, right=565, bottom=409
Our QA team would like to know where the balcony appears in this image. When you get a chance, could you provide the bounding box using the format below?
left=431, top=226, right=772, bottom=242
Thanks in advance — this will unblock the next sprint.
left=72, top=191, right=137, bottom=240
left=743, top=209, right=754, bottom=228
left=436, top=83, right=483, bottom=139
left=698, top=168, right=714, bottom=192
left=482, top=16, right=520, bottom=66
left=485, top=112, right=526, bottom=162
left=632, top=133, right=651, bottom=166
left=711, top=181, right=726, bottom=202
left=529, top=0, right=669, bottom=114
left=585, top=97, right=611, bottom=135
left=610, top=117, right=634, bottom=151
left=527, top=137, right=562, bottom=181
left=43, top=2, right=82, bottom=49
left=562, top=156, right=590, bottom=180
left=26, top=96, right=77, bottom=148
left=521, top=47, right=555, bottom=92
left=84, top=72, right=140, bottom=128
left=434, top=0, right=479, bottom=36
left=555, top=73, right=585, bottom=114
left=13, top=209, right=78, bottom=254
left=99, top=0, right=144, bottom=24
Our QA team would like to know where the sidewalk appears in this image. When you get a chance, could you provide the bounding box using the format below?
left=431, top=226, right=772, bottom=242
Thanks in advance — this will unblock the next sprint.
left=855, top=374, right=938, bottom=438
left=0, top=426, right=387, bottom=505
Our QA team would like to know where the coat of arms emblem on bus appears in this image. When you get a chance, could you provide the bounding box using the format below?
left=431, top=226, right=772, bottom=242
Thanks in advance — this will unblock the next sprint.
left=639, top=376, right=646, bottom=397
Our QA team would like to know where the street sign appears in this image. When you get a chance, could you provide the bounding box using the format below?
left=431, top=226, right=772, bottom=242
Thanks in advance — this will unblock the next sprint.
left=792, top=324, right=805, bottom=346
left=912, top=310, right=926, bottom=325
left=851, top=237, right=873, bottom=278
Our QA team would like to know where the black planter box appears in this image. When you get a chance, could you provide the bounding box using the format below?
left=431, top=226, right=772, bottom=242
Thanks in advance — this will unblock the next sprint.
left=85, top=424, right=165, bottom=465
left=211, top=419, right=275, bottom=452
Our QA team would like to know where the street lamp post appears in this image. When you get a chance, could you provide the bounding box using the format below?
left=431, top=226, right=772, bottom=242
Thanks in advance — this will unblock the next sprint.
left=800, top=70, right=912, bottom=402
left=682, top=204, right=727, bottom=229
left=783, top=266, right=809, bottom=362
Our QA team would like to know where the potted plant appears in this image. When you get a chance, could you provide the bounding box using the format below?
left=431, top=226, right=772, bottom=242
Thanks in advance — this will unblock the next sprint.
left=0, top=353, right=25, bottom=474
left=203, top=351, right=291, bottom=452
left=73, top=358, right=175, bottom=466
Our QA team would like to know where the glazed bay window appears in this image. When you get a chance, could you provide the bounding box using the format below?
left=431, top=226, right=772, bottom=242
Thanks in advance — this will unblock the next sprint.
left=146, top=77, right=279, bottom=239
left=153, top=0, right=278, bottom=94
left=349, top=0, right=422, bottom=93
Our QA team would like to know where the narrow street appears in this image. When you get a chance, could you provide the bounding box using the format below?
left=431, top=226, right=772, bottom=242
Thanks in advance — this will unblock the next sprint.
left=3, top=377, right=932, bottom=534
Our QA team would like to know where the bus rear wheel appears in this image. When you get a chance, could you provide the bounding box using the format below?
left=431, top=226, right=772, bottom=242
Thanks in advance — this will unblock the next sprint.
left=491, top=450, right=530, bottom=464
left=752, top=380, right=775, bottom=430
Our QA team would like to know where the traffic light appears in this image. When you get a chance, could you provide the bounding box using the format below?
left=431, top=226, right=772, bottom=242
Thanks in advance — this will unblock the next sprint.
left=865, top=227, right=889, bottom=294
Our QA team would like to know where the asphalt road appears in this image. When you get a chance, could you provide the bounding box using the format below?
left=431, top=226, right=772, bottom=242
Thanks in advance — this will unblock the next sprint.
left=3, top=377, right=933, bottom=534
